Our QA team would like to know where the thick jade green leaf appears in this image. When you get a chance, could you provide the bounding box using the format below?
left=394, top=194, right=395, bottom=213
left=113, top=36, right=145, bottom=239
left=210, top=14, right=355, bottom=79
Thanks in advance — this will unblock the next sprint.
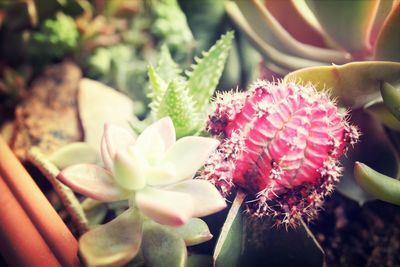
left=234, top=0, right=349, bottom=63
left=167, top=218, right=213, bottom=246
left=240, top=218, right=324, bottom=267
left=364, top=99, right=400, bottom=131
left=354, top=162, right=400, bottom=206
left=370, top=0, right=394, bottom=47
left=186, top=31, right=234, bottom=111
left=79, top=209, right=142, bottom=267
left=374, top=2, right=400, bottom=61
left=305, top=0, right=379, bottom=54
left=284, top=61, right=400, bottom=108
left=48, top=142, right=99, bottom=169
left=381, top=82, right=400, bottom=120
left=213, top=192, right=244, bottom=267
left=187, top=254, right=212, bottom=267
left=336, top=109, right=400, bottom=205
left=142, top=222, right=187, bottom=267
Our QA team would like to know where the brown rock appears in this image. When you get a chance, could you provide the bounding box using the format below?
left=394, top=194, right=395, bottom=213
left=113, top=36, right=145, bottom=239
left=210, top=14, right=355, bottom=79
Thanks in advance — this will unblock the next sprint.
left=11, top=62, right=82, bottom=160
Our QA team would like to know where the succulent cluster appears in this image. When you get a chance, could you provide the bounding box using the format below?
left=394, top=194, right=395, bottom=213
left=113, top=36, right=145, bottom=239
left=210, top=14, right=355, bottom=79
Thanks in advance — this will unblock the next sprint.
left=202, top=80, right=360, bottom=227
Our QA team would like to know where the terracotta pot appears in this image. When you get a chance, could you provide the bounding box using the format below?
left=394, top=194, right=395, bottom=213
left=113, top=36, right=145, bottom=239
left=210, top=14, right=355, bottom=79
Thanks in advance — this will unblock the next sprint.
left=0, top=137, right=81, bottom=267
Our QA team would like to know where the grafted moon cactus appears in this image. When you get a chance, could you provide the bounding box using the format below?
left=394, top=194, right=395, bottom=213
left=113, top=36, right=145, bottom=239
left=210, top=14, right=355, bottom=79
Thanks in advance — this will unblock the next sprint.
left=202, top=80, right=359, bottom=227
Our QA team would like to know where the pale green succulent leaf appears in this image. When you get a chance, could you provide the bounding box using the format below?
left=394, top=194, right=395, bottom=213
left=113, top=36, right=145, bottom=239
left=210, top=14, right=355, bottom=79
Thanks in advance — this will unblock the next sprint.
left=234, top=0, right=349, bottom=63
left=48, top=142, right=99, bottom=170
left=374, top=2, right=400, bottom=61
left=166, top=218, right=212, bottom=246
left=284, top=61, right=400, bottom=108
left=364, top=99, right=400, bottom=131
left=370, top=0, right=394, bottom=48
left=79, top=208, right=143, bottom=267
left=354, top=162, right=400, bottom=206
left=155, top=45, right=183, bottom=81
left=186, top=31, right=234, bottom=110
left=156, top=80, right=200, bottom=137
left=380, top=82, right=400, bottom=120
left=142, top=221, right=187, bottom=267
left=305, top=0, right=379, bottom=54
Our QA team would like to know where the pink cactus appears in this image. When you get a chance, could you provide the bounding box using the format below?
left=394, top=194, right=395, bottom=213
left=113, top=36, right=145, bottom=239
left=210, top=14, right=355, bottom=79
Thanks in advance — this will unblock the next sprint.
left=202, top=80, right=359, bottom=227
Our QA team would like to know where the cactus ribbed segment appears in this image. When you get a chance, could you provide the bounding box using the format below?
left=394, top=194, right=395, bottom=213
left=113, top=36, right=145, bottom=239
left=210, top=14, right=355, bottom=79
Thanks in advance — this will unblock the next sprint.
left=202, top=80, right=359, bottom=227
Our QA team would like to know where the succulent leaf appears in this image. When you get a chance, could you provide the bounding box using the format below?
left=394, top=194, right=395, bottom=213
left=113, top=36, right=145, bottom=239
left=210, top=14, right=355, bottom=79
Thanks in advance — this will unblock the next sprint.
left=48, top=142, right=99, bottom=170
left=380, top=82, right=400, bottom=121
left=156, top=80, right=200, bottom=137
left=166, top=218, right=213, bottom=246
left=79, top=208, right=143, bottom=267
left=354, top=162, right=400, bottom=206
left=304, top=0, right=379, bottom=55
left=285, top=61, right=400, bottom=108
left=234, top=0, right=349, bottom=63
left=364, top=99, right=400, bottom=131
left=186, top=31, right=234, bottom=110
left=374, top=2, right=400, bottom=61
left=142, top=221, right=187, bottom=267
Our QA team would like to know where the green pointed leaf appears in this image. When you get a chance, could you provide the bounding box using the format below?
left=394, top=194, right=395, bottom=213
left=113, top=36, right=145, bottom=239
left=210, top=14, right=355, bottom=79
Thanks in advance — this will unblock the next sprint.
left=305, top=0, right=379, bottom=54
left=79, top=209, right=143, bottom=267
left=48, top=142, right=99, bottom=170
left=142, top=221, right=187, bottom=267
left=374, top=2, right=400, bottom=61
left=354, top=162, right=400, bottom=206
left=186, top=31, right=234, bottom=110
left=381, top=82, right=400, bottom=120
left=336, top=109, right=399, bottom=205
left=364, top=99, right=400, bottom=131
left=213, top=192, right=244, bottom=267
left=157, top=80, right=200, bottom=137
left=148, top=64, right=167, bottom=103
left=234, top=0, right=349, bottom=63
left=167, top=218, right=213, bottom=246
left=284, top=61, right=400, bottom=108
left=370, top=0, right=394, bottom=47
left=187, top=254, right=212, bottom=267
left=155, top=45, right=183, bottom=82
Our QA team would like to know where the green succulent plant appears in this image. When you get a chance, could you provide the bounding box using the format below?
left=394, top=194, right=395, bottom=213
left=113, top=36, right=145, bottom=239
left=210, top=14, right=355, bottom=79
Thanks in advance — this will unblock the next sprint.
left=147, top=31, right=234, bottom=137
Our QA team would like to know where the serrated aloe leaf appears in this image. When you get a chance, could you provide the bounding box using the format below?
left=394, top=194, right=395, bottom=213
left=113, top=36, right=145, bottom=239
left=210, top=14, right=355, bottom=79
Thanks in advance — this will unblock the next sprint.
left=186, top=31, right=234, bottom=111
left=79, top=208, right=143, bottom=267
left=148, top=64, right=167, bottom=103
left=157, top=80, right=200, bottom=137
left=336, top=109, right=399, bottom=205
left=225, top=1, right=329, bottom=72
left=213, top=192, right=244, bottom=267
left=240, top=218, right=324, bottom=267
left=364, top=99, right=400, bottom=131
left=285, top=61, right=400, bottom=108
left=142, top=221, right=187, bottom=267
left=374, top=2, right=400, bottom=61
left=234, top=0, right=350, bottom=63
left=305, top=0, right=379, bottom=55
left=167, top=218, right=212, bottom=246
left=48, top=142, right=99, bottom=170
left=187, top=254, right=212, bottom=267
left=354, top=162, right=400, bottom=206
left=156, top=45, right=182, bottom=81
left=381, top=82, right=400, bottom=120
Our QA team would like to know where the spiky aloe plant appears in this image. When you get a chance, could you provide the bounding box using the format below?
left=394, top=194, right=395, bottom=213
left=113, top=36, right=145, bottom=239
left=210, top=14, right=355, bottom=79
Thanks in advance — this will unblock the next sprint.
left=147, top=31, right=234, bottom=137
left=202, top=80, right=359, bottom=227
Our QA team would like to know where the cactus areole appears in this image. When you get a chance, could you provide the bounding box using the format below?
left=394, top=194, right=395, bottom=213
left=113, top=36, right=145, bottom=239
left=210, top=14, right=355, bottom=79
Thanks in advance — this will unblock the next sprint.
left=202, top=80, right=359, bottom=227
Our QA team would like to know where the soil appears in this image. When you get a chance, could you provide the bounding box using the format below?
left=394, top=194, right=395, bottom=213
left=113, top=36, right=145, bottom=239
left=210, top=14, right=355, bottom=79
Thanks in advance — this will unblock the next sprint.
left=310, top=192, right=400, bottom=267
